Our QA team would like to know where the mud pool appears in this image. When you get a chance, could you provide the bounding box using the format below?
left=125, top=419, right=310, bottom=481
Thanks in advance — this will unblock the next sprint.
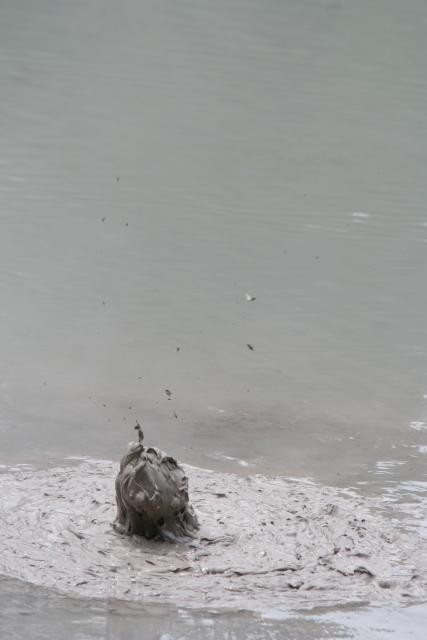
left=0, top=457, right=426, bottom=614
left=1, top=0, right=427, bottom=637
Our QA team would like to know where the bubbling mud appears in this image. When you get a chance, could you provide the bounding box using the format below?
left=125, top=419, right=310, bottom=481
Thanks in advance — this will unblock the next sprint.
left=114, top=440, right=199, bottom=539
left=0, top=457, right=426, bottom=611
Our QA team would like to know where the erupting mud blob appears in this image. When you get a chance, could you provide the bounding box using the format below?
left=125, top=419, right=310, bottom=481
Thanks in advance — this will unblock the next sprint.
left=114, top=426, right=199, bottom=539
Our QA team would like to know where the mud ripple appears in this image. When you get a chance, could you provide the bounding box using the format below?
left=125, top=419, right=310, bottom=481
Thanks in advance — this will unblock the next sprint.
left=0, top=459, right=426, bottom=610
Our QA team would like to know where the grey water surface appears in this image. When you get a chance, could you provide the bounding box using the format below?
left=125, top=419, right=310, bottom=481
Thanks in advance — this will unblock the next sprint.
left=1, top=0, right=427, bottom=638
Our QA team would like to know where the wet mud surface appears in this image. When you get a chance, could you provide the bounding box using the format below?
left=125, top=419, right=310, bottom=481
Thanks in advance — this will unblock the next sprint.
left=0, top=458, right=426, bottom=612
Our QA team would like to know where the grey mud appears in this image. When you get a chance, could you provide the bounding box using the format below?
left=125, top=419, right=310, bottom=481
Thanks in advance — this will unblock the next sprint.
left=0, top=452, right=426, bottom=612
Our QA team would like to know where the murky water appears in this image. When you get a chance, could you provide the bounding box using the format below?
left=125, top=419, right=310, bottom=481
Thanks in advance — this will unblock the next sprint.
left=1, top=0, right=427, bottom=637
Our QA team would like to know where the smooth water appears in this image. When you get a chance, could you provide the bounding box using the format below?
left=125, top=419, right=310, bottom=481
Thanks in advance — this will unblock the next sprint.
left=1, top=0, right=427, bottom=637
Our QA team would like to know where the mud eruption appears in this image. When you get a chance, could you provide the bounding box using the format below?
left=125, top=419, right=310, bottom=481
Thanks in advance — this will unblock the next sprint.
left=114, top=428, right=199, bottom=539
left=0, top=458, right=426, bottom=610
